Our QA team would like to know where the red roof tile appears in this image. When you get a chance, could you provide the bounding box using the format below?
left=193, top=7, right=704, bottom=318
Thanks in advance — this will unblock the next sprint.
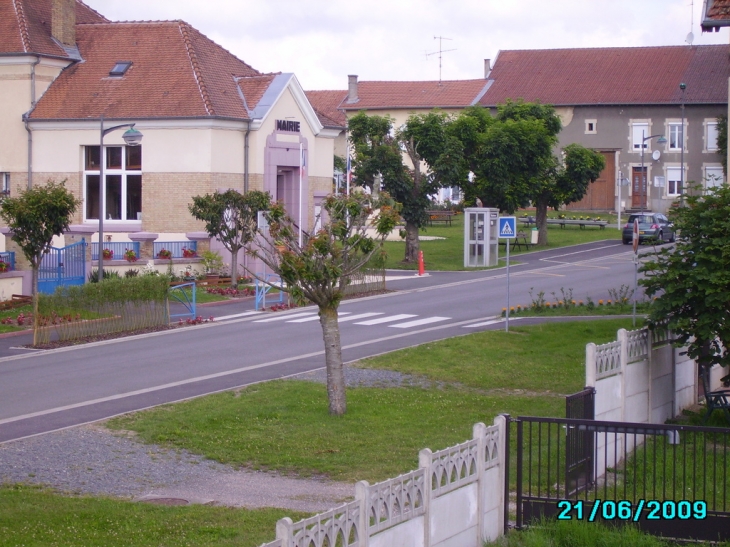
left=237, top=74, right=278, bottom=115
left=305, top=90, right=347, bottom=127
left=0, top=0, right=107, bottom=57
left=479, top=46, right=730, bottom=107
left=340, top=79, right=490, bottom=110
left=30, top=20, right=262, bottom=120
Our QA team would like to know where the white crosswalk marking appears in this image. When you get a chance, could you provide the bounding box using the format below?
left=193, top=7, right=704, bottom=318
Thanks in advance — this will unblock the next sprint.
left=337, top=312, right=383, bottom=322
left=288, top=312, right=351, bottom=323
left=390, top=316, right=450, bottom=328
left=254, top=312, right=317, bottom=323
left=355, top=314, right=417, bottom=325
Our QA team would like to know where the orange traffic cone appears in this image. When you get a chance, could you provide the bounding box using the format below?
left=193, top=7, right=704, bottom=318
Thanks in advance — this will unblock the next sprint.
left=418, top=250, right=425, bottom=276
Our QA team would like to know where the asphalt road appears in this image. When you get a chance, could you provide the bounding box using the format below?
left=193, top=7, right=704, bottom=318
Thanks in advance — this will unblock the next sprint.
left=0, top=238, right=646, bottom=443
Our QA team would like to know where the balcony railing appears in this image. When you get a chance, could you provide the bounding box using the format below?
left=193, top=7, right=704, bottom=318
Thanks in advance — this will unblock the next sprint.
left=153, top=241, right=198, bottom=259
left=92, top=242, right=140, bottom=261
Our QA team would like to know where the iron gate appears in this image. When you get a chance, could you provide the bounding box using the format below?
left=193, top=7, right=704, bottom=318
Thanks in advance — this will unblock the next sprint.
left=565, top=388, right=595, bottom=496
left=38, top=239, right=86, bottom=294
left=512, top=415, right=730, bottom=542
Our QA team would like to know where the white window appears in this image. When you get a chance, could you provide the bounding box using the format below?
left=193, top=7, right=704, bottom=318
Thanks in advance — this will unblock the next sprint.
left=666, top=167, right=683, bottom=196
left=84, top=145, right=142, bottom=222
left=632, top=122, right=649, bottom=150
left=706, top=121, right=719, bottom=152
left=585, top=119, right=597, bottom=134
left=705, top=166, right=724, bottom=189
left=667, top=122, right=683, bottom=151
left=0, top=173, right=9, bottom=196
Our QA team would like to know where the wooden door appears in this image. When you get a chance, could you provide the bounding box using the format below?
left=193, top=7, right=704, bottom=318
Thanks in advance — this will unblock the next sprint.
left=632, top=166, right=647, bottom=209
left=566, top=151, right=615, bottom=210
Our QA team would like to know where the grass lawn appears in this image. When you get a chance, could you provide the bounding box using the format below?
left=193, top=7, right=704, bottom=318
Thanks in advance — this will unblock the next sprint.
left=107, top=319, right=634, bottom=483
left=0, top=304, right=31, bottom=334
left=0, top=484, right=308, bottom=547
left=383, top=213, right=621, bottom=271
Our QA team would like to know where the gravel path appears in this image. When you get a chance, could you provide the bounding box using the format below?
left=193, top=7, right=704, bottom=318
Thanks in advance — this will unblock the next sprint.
left=0, top=367, right=421, bottom=512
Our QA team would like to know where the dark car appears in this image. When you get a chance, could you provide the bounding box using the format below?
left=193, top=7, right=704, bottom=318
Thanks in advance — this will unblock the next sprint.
left=622, top=212, right=675, bottom=245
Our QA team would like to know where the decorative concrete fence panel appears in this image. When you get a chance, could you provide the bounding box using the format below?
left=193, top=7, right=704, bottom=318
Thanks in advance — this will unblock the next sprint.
left=261, top=417, right=506, bottom=547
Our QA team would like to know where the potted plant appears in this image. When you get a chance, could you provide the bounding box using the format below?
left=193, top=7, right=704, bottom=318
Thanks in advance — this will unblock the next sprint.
left=157, top=248, right=173, bottom=260
left=182, top=247, right=197, bottom=258
left=0, top=260, right=10, bottom=273
left=199, top=249, right=225, bottom=278
left=102, top=248, right=114, bottom=260
left=123, top=248, right=138, bottom=263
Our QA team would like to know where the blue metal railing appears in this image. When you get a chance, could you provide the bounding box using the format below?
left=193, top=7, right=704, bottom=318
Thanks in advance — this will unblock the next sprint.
left=0, top=251, right=15, bottom=271
left=255, top=273, right=285, bottom=311
left=153, top=241, right=198, bottom=259
left=168, top=282, right=196, bottom=321
left=92, top=241, right=141, bottom=261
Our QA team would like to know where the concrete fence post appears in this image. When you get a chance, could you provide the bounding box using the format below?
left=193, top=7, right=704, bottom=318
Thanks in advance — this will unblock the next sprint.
left=586, top=342, right=597, bottom=388
left=473, top=422, right=487, bottom=544
left=419, top=448, right=433, bottom=547
left=355, top=480, right=370, bottom=547
left=618, top=328, right=628, bottom=422
left=275, top=517, right=292, bottom=545
left=494, top=415, right=508, bottom=539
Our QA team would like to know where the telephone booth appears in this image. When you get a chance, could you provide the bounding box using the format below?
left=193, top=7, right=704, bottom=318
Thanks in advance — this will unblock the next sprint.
left=464, top=207, right=499, bottom=268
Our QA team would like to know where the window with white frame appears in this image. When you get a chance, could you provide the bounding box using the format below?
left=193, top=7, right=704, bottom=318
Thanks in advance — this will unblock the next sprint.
left=706, top=121, right=719, bottom=152
left=705, top=166, right=724, bottom=189
left=84, top=145, right=142, bottom=221
left=585, top=119, right=597, bottom=134
left=667, top=122, right=683, bottom=151
left=1, top=173, right=9, bottom=195
left=632, top=122, right=649, bottom=150
left=666, top=167, right=683, bottom=196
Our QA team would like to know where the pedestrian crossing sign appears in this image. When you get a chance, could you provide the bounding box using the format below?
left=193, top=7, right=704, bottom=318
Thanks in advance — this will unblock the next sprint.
left=498, top=217, right=517, bottom=239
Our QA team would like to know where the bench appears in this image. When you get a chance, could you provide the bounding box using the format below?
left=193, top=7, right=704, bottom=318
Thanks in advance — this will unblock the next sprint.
left=427, top=210, right=455, bottom=226
left=498, top=231, right=533, bottom=252
left=520, top=217, right=608, bottom=230
left=701, top=366, right=730, bottom=424
left=0, top=294, right=32, bottom=311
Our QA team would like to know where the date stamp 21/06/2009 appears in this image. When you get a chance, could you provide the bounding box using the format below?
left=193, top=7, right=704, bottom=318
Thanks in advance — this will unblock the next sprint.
left=557, top=500, right=707, bottom=522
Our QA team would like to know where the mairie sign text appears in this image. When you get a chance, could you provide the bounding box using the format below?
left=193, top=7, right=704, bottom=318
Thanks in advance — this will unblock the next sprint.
left=276, top=119, right=301, bottom=132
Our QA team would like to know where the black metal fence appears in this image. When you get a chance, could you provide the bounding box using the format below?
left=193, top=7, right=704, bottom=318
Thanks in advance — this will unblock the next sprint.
left=512, top=416, right=730, bottom=542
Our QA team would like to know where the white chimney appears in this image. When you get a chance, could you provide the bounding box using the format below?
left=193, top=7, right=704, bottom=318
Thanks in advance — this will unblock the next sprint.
left=484, top=59, right=491, bottom=79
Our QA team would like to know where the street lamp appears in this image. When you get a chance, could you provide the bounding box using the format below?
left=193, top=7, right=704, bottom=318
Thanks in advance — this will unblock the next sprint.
left=98, top=115, right=143, bottom=279
left=640, top=131, right=667, bottom=213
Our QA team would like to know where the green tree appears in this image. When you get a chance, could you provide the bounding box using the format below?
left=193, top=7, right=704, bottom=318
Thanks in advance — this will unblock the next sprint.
left=456, top=101, right=605, bottom=245
left=189, top=190, right=270, bottom=286
left=246, top=192, right=400, bottom=415
left=349, top=110, right=457, bottom=262
left=640, top=183, right=730, bottom=376
left=0, top=180, right=80, bottom=344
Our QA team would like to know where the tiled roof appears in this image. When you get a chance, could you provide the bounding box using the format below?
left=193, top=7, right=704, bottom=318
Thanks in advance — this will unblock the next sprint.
left=0, top=0, right=106, bottom=57
left=479, top=46, right=730, bottom=107
left=30, top=20, right=262, bottom=120
left=237, top=74, right=278, bottom=116
left=305, top=90, right=347, bottom=128
left=339, top=79, right=491, bottom=110
left=703, top=0, right=730, bottom=29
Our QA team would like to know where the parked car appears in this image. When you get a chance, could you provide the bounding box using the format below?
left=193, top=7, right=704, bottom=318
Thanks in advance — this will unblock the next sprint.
left=622, top=212, right=675, bottom=245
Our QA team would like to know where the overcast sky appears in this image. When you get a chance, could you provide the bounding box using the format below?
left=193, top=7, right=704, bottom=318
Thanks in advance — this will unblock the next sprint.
left=84, top=0, right=729, bottom=91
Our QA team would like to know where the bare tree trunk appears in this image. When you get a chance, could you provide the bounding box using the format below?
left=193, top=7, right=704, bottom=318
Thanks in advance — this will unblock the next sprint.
left=229, top=248, right=239, bottom=287
left=535, top=198, right=550, bottom=247
left=404, top=222, right=419, bottom=263
left=318, top=304, right=346, bottom=415
left=31, top=264, right=39, bottom=346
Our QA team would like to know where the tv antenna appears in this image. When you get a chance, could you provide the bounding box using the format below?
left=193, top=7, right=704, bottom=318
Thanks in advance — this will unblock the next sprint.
left=686, top=0, right=695, bottom=45
left=426, top=36, right=456, bottom=84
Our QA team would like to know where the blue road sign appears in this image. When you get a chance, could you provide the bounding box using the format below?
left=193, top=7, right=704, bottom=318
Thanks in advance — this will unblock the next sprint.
left=498, top=217, right=517, bottom=239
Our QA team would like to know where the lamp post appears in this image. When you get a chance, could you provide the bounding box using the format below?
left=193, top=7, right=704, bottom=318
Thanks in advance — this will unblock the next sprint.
left=640, top=131, right=667, bottom=213
left=679, top=82, right=686, bottom=205
left=98, top=115, right=143, bottom=279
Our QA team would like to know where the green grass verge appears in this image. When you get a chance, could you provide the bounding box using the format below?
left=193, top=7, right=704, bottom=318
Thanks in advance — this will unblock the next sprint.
left=107, top=319, right=634, bottom=483
left=0, top=484, right=307, bottom=547
left=0, top=304, right=31, bottom=333
left=383, top=214, right=621, bottom=271
left=489, top=518, right=688, bottom=547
